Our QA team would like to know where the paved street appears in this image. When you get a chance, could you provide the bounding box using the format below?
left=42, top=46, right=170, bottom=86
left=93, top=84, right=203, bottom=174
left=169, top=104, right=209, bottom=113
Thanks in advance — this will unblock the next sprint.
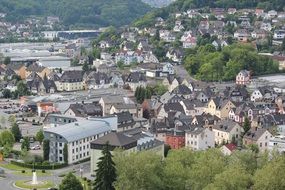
left=0, top=161, right=91, bottom=190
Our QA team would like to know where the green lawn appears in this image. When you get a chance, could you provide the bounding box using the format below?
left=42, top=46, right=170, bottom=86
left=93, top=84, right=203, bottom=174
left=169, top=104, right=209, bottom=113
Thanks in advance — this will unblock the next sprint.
left=14, top=180, right=53, bottom=189
left=0, top=163, right=27, bottom=171
left=13, top=170, right=51, bottom=177
left=79, top=178, right=91, bottom=190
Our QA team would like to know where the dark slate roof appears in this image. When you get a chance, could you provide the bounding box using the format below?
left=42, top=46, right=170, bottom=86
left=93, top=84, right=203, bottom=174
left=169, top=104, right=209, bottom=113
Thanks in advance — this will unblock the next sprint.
left=66, top=103, right=102, bottom=117
left=172, top=84, right=192, bottom=95
left=48, top=72, right=61, bottom=81
left=60, top=70, right=84, bottom=82
left=164, top=102, right=185, bottom=114
left=243, top=128, right=268, bottom=141
left=86, top=71, right=111, bottom=85
left=7, top=63, right=25, bottom=71
left=90, top=132, right=137, bottom=150
left=181, top=99, right=204, bottom=110
left=26, top=64, right=46, bottom=72
left=114, top=111, right=134, bottom=123
left=125, top=72, right=146, bottom=83
left=5, top=68, right=16, bottom=76
left=213, top=120, right=240, bottom=132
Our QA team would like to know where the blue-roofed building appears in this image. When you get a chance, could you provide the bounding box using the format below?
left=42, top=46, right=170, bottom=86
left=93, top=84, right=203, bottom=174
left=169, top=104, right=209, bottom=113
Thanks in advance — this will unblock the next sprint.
left=44, top=116, right=117, bottom=164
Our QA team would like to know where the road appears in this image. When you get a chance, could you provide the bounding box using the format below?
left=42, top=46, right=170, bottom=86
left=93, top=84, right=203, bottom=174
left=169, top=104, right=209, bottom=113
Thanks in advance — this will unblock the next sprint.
left=0, top=161, right=91, bottom=190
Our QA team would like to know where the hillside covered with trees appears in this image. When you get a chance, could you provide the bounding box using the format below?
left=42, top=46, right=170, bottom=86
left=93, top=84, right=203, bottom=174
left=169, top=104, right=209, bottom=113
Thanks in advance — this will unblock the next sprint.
left=0, top=0, right=152, bottom=28
left=134, top=0, right=285, bottom=27
left=184, top=44, right=279, bottom=81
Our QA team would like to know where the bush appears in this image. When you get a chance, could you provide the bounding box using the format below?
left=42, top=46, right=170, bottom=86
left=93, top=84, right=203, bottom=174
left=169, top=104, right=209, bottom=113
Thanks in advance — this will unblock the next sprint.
left=21, top=170, right=25, bottom=173
left=83, top=177, right=87, bottom=181
left=10, top=161, right=67, bottom=170
left=42, top=161, right=49, bottom=165
left=58, top=174, right=66, bottom=177
left=42, top=170, right=45, bottom=173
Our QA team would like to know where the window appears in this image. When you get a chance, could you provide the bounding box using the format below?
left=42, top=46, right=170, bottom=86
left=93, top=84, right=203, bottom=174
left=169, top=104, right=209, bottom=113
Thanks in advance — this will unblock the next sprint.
left=59, top=150, right=63, bottom=154
left=265, top=142, right=267, bottom=147
left=59, top=143, right=62, bottom=147
left=260, top=143, right=262, bottom=147
left=72, top=142, right=74, bottom=146
left=59, top=157, right=62, bottom=161
left=72, top=149, right=74, bottom=154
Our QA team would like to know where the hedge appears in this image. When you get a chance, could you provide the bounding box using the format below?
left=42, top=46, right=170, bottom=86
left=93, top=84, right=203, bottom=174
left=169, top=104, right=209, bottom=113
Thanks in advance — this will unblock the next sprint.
left=10, top=161, right=68, bottom=170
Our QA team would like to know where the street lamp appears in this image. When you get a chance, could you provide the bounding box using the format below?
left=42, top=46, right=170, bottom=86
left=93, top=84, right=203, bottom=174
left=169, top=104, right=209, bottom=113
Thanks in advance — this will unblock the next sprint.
left=79, top=165, right=83, bottom=178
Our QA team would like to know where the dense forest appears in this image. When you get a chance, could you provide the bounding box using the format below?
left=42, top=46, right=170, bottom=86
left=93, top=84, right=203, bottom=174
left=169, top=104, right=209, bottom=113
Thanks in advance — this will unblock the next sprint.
left=184, top=44, right=279, bottom=81
left=134, top=0, right=285, bottom=27
left=114, top=148, right=285, bottom=190
left=0, top=0, right=152, bottom=28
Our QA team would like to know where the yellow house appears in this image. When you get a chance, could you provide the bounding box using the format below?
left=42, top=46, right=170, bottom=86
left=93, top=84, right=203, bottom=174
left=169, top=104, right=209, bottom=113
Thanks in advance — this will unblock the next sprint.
left=7, top=63, right=26, bottom=79
left=206, top=98, right=236, bottom=118
left=25, top=64, right=51, bottom=79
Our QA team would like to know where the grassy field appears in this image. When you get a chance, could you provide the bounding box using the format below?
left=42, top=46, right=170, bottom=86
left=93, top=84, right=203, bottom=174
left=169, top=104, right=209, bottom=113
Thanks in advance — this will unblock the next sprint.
left=0, top=163, right=27, bottom=171
left=79, top=178, right=91, bottom=190
left=14, top=180, right=53, bottom=189
left=13, top=170, right=51, bottom=177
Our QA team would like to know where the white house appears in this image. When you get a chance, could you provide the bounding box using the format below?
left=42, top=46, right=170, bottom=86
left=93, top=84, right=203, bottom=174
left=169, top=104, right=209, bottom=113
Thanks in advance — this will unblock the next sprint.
left=185, top=127, right=215, bottom=150
left=243, top=128, right=272, bottom=152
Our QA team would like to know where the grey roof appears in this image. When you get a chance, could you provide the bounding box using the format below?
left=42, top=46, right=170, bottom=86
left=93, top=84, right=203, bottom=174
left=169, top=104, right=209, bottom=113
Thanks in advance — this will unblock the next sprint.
left=243, top=128, right=268, bottom=141
left=90, top=132, right=137, bottom=148
left=114, top=111, right=134, bottom=124
left=125, top=72, right=146, bottom=83
left=44, top=119, right=112, bottom=142
left=213, top=120, right=240, bottom=132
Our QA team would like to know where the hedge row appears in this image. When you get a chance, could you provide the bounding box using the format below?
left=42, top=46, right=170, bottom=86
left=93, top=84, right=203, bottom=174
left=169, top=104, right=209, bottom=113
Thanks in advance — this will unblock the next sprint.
left=10, top=161, right=68, bottom=170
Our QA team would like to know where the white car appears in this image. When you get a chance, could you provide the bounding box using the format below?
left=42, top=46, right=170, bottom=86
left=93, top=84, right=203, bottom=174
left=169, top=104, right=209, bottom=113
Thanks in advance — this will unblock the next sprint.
left=31, top=145, right=41, bottom=150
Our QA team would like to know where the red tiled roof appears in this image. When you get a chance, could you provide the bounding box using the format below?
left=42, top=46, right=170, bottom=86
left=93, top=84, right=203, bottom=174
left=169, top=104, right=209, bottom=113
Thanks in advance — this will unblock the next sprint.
left=225, top=143, right=237, bottom=152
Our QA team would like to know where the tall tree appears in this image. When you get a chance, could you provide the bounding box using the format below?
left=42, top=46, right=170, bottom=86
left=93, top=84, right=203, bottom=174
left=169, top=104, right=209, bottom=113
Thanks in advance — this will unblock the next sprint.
left=11, top=122, right=22, bottom=142
left=43, top=139, right=50, bottom=161
left=36, top=129, right=44, bottom=144
left=63, top=143, right=68, bottom=164
left=282, top=37, right=285, bottom=51
left=0, top=130, right=15, bottom=147
left=59, top=172, right=83, bottom=190
left=3, top=57, right=11, bottom=65
left=243, top=117, right=251, bottom=135
left=21, top=137, right=30, bottom=151
left=94, top=143, right=116, bottom=190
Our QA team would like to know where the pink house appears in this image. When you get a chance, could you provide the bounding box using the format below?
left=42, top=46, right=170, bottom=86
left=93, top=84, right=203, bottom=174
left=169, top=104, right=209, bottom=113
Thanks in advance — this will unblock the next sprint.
left=236, top=70, right=251, bottom=85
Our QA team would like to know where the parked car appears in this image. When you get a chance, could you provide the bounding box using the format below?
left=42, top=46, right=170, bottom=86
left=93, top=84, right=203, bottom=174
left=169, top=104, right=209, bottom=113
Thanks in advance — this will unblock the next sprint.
left=31, top=145, right=41, bottom=150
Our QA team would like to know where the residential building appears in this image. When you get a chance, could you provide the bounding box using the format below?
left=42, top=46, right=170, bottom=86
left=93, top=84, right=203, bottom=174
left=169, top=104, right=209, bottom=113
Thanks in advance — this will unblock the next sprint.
left=243, top=128, right=272, bottom=152
left=57, top=70, right=84, bottom=91
left=236, top=70, right=251, bottom=85
left=90, top=129, right=164, bottom=173
left=212, top=120, right=244, bottom=145
left=185, top=127, right=215, bottom=150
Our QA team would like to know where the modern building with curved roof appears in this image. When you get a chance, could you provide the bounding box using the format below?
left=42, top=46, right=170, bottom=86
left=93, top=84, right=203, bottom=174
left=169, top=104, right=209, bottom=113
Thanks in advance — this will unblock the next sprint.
left=44, top=116, right=117, bottom=164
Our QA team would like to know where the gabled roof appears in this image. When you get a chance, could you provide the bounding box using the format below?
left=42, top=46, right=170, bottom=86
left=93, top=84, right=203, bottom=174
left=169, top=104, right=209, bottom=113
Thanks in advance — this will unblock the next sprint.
left=113, top=111, right=134, bottom=124
left=90, top=132, right=137, bottom=150
left=60, top=70, right=84, bottom=82
left=6, top=63, right=25, bottom=71
left=213, top=120, right=240, bottom=132
left=125, top=72, right=146, bottom=83
left=172, top=84, right=192, bottom=95
left=26, top=64, right=46, bottom=73
left=224, top=143, right=237, bottom=152
left=243, top=128, right=269, bottom=141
